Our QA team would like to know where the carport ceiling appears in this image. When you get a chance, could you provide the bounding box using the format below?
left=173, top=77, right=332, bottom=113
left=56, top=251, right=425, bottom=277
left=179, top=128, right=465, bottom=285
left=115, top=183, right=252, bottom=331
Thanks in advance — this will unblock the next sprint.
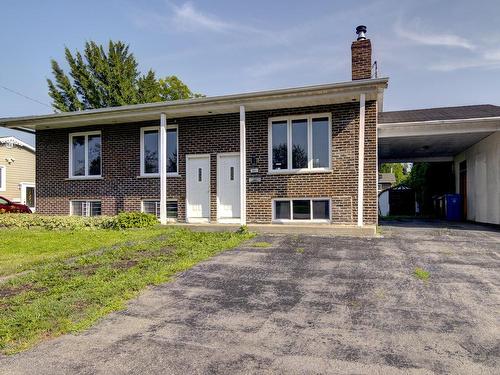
left=378, top=132, right=493, bottom=161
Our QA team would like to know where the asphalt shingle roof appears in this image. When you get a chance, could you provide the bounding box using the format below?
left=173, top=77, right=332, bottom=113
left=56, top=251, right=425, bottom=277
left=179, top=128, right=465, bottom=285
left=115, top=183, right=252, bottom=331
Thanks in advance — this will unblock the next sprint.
left=379, top=104, right=500, bottom=124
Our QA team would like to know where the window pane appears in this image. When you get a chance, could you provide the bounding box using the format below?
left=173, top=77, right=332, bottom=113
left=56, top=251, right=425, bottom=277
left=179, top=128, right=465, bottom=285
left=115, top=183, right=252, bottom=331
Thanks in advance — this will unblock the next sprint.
left=292, top=119, right=308, bottom=169
left=143, top=201, right=159, bottom=217
left=144, top=130, right=159, bottom=174
left=90, top=202, right=101, bottom=216
left=275, top=201, right=291, bottom=220
left=72, top=201, right=83, bottom=216
left=167, top=128, right=177, bottom=173
left=167, top=201, right=178, bottom=219
left=312, top=117, right=329, bottom=168
left=72, top=136, right=85, bottom=176
left=292, top=200, right=311, bottom=220
left=272, top=121, right=288, bottom=170
left=26, top=187, right=35, bottom=207
left=88, top=135, right=101, bottom=176
left=313, top=200, right=330, bottom=220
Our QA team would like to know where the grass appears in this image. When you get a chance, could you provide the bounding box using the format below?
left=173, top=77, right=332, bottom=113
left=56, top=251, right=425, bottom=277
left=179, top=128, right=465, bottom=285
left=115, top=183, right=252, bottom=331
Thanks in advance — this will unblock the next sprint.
left=413, top=267, right=430, bottom=281
left=251, top=241, right=272, bottom=248
left=295, top=247, right=305, bottom=254
left=0, top=227, right=253, bottom=354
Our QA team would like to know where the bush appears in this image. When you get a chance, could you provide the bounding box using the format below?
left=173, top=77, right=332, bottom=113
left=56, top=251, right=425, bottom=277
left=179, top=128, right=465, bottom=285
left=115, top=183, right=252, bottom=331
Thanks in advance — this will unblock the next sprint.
left=0, top=212, right=158, bottom=231
left=105, top=212, right=158, bottom=230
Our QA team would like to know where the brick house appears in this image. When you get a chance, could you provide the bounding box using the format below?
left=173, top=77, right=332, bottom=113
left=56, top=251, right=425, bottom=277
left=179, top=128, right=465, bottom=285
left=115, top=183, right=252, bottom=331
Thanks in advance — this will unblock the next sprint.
left=0, top=26, right=388, bottom=229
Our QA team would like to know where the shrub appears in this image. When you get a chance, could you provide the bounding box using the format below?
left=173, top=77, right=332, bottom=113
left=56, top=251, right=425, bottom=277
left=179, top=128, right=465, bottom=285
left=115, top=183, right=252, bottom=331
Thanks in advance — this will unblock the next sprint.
left=106, top=212, right=158, bottom=229
left=0, top=212, right=158, bottom=231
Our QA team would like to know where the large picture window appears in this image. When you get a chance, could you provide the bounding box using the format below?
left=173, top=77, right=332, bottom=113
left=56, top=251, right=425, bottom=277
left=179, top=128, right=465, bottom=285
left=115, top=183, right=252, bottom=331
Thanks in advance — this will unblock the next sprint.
left=69, top=132, right=101, bottom=178
left=140, top=126, right=178, bottom=176
left=273, top=198, right=331, bottom=222
left=269, top=114, right=331, bottom=173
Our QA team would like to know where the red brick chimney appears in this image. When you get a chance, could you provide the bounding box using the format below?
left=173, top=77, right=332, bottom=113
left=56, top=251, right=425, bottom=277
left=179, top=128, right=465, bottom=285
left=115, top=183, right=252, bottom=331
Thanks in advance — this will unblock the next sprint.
left=351, top=25, right=372, bottom=80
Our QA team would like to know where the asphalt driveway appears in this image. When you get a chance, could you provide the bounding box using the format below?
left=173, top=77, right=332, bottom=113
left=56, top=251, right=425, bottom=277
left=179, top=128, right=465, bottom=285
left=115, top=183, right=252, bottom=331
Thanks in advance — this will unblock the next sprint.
left=1, top=221, right=499, bottom=374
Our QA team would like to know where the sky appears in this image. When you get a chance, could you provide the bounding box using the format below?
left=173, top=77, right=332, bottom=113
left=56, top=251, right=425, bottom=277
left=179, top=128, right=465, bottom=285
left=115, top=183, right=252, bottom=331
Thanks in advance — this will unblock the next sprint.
left=1, top=0, right=500, bottom=146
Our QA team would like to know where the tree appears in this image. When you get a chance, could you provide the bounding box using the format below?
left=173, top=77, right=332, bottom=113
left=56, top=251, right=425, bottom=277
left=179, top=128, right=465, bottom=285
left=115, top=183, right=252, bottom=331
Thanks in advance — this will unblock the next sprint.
left=379, top=163, right=407, bottom=185
left=47, top=40, right=202, bottom=112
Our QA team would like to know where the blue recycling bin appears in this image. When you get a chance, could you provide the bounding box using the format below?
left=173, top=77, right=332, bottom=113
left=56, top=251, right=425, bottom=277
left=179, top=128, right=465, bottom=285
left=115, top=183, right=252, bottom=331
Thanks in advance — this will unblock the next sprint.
left=445, top=194, right=462, bottom=221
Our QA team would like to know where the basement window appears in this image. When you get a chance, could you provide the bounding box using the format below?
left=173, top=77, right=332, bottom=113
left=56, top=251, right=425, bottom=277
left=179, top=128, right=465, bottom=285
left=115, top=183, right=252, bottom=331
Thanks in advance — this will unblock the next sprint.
left=269, top=114, right=331, bottom=173
left=273, top=198, right=331, bottom=222
left=142, top=200, right=178, bottom=221
left=71, top=201, right=102, bottom=217
left=140, top=126, right=178, bottom=176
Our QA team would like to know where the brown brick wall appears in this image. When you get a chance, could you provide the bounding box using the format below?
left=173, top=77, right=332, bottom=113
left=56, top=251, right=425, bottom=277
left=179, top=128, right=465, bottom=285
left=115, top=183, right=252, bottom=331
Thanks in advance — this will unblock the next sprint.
left=36, top=101, right=378, bottom=225
left=351, top=39, right=372, bottom=80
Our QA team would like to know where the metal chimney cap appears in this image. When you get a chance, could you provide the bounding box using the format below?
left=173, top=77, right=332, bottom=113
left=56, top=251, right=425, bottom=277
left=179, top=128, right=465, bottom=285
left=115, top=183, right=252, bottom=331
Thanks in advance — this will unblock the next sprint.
left=356, top=25, right=367, bottom=40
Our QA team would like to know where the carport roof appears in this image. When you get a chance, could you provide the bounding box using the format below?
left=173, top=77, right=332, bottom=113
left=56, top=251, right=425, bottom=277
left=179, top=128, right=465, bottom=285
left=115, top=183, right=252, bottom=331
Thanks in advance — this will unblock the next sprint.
left=378, top=104, right=500, bottom=162
left=379, top=104, right=500, bottom=124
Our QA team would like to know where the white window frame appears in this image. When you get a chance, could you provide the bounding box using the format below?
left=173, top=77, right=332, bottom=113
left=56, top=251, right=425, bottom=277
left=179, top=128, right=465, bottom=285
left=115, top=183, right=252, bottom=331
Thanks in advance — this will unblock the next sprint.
left=0, top=165, right=6, bottom=192
left=268, top=113, right=332, bottom=174
left=140, top=125, right=179, bottom=177
left=272, top=197, right=332, bottom=223
left=70, top=200, right=102, bottom=217
left=68, top=131, right=102, bottom=179
left=141, top=199, right=178, bottom=222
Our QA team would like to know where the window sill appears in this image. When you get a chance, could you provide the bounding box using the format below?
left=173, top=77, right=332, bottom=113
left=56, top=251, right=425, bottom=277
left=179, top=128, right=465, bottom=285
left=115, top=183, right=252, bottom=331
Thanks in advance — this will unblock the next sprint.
left=268, top=168, right=332, bottom=175
left=137, top=173, right=180, bottom=179
left=66, top=176, right=103, bottom=181
left=272, top=220, right=331, bottom=224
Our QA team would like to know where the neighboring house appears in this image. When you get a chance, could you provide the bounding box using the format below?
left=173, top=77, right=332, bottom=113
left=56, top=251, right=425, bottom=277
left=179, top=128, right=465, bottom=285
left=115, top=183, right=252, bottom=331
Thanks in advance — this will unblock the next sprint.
left=378, top=172, right=396, bottom=191
left=0, top=136, right=36, bottom=210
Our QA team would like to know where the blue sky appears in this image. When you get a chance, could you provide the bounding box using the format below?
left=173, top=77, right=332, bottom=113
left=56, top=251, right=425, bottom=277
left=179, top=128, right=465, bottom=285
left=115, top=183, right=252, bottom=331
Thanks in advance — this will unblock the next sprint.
left=2, top=0, right=500, bottom=146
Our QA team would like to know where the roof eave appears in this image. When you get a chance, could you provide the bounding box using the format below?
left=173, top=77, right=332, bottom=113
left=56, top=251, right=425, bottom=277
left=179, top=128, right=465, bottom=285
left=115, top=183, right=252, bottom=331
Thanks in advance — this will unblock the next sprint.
left=0, top=78, right=388, bottom=130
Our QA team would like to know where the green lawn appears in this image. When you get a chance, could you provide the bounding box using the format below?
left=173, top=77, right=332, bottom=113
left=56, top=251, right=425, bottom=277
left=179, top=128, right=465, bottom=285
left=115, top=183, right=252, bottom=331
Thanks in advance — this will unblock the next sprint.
left=0, top=227, right=252, bottom=354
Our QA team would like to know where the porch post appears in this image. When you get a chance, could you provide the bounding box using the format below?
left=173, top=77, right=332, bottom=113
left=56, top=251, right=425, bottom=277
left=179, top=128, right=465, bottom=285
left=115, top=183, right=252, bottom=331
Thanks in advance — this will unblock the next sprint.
left=159, top=113, right=167, bottom=225
left=239, top=105, right=247, bottom=225
left=357, top=93, right=366, bottom=227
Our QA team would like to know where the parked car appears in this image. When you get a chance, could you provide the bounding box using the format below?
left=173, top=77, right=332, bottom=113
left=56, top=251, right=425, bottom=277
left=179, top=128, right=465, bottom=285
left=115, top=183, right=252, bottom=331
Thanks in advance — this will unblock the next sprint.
left=0, top=196, right=32, bottom=213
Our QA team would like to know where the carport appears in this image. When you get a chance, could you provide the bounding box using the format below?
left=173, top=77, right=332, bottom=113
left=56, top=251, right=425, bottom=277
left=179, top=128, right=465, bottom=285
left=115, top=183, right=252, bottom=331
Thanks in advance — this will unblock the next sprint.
left=378, top=105, right=500, bottom=225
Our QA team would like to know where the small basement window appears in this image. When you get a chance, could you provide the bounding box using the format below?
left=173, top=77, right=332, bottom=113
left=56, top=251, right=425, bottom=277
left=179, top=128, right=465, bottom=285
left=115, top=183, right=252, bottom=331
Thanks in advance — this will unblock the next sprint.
left=71, top=201, right=101, bottom=217
left=273, top=198, right=330, bottom=222
left=142, top=200, right=178, bottom=221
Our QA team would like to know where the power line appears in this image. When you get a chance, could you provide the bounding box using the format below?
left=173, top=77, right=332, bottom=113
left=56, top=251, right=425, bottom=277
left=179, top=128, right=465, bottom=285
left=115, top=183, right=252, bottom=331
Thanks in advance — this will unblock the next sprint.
left=0, top=84, right=53, bottom=110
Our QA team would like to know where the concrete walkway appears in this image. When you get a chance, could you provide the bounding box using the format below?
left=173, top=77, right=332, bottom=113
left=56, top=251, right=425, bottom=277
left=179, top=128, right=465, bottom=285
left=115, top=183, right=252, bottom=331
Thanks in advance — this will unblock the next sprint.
left=1, top=222, right=499, bottom=374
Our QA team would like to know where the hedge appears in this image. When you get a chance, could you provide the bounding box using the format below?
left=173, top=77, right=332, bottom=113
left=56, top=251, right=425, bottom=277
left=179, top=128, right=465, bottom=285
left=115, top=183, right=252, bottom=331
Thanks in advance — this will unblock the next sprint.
left=0, top=212, right=158, bottom=230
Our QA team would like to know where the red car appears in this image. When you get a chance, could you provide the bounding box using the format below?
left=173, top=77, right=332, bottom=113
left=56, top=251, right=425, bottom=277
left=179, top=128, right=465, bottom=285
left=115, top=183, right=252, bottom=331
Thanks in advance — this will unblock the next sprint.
left=0, top=196, right=32, bottom=213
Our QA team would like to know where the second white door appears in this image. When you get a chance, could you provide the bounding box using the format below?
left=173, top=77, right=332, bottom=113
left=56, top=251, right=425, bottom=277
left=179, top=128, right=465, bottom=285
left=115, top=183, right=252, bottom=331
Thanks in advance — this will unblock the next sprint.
left=217, top=153, right=241, bottom=222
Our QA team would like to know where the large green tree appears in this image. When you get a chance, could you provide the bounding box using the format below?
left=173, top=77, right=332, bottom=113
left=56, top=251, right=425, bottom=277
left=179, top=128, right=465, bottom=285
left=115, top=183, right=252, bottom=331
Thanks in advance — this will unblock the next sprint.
left=47, top=40, right=202, bottom=112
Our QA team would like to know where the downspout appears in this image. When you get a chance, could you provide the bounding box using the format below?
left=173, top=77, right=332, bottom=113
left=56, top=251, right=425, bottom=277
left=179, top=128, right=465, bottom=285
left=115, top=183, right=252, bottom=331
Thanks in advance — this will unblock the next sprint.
left=357, top=93, right=366, bottom=227
left=240, top=105, right=247, bottom=225
left=159, top=113, right=167, bottom=225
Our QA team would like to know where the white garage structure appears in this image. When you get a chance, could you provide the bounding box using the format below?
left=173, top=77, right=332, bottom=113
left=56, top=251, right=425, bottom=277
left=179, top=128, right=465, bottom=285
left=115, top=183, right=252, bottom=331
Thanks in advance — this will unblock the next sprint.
left=378, top=105, right=500, bottom=225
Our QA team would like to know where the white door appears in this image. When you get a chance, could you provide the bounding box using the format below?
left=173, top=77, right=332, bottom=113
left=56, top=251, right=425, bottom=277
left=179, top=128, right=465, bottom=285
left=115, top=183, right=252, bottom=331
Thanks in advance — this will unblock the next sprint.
left=20, top=183, right=36, bottom=211
left=186, top=155, right=210, bottom=222
left=217, top=153, right=241, bottom=222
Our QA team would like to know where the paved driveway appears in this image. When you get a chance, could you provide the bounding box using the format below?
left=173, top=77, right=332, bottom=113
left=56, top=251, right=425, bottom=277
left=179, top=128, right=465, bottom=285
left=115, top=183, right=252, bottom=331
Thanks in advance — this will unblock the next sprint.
left=1, top=221, right=499, bottom=374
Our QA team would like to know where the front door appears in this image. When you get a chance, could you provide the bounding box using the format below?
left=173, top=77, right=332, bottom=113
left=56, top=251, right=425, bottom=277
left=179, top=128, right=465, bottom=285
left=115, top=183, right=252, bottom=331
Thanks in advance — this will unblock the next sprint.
left=186, top=155, right=210, bottom=222
left=21, top=183, right=36, bottom=211
left=217, top=153, right=240, bottom=222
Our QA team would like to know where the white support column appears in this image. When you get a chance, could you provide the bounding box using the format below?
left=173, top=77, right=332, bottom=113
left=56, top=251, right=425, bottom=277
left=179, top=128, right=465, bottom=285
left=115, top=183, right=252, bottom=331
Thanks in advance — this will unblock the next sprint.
left=357, top=93, right=366, bottom=227
left=159, top=113, right=167, bottom=225
left=239, top=105, right=247, bottom=226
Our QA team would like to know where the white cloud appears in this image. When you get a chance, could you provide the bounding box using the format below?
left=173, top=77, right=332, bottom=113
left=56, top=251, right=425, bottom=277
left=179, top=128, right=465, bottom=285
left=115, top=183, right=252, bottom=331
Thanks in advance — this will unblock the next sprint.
left=394, top=20, right=475, bottom=50
left=170, top=2, right=231, bottom=32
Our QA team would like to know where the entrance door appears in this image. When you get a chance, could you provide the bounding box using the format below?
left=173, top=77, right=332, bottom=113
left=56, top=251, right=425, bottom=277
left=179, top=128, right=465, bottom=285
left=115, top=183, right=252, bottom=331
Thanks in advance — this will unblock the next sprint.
left=217, top=153, right=241, bottom=222
left=186, top=155, right=210, bottom=222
